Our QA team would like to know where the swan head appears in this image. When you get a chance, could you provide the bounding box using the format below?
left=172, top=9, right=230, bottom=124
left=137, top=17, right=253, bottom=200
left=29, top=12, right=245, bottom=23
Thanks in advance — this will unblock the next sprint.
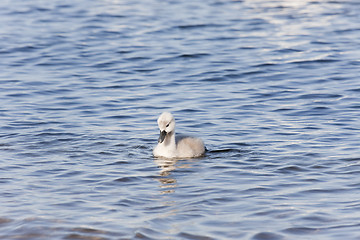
left=157, top=112, right=175, bottom=143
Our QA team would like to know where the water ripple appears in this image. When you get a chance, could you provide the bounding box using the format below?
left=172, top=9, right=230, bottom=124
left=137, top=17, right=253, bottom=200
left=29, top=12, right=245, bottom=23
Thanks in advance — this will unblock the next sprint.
left=1, top=0, right=360, bottom=239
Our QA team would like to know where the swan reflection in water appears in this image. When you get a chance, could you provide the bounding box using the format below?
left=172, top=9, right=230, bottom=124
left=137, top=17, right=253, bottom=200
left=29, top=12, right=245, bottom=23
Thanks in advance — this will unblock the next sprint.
left=154, top=158, right=194, bottom=194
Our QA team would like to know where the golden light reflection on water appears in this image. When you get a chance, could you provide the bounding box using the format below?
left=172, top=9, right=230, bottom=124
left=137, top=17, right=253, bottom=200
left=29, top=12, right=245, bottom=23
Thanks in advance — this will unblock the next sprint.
left=154, top=159, right=178, bottom=194
left=154, top=158, right=195, bottom=195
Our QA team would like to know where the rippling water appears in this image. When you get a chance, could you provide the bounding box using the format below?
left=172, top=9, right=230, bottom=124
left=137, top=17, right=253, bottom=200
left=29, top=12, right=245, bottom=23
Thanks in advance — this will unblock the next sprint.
left=1, top=0, right=360, bottom=239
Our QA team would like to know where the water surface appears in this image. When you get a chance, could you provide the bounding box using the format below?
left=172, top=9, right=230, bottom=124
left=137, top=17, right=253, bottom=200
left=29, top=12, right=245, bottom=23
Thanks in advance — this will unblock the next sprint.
left=1, top=0, right=360, bottom=239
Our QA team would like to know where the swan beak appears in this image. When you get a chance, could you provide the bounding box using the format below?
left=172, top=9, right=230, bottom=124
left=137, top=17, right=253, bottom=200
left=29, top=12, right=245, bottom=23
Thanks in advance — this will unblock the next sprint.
left=158, top=130, right=167, bottom=143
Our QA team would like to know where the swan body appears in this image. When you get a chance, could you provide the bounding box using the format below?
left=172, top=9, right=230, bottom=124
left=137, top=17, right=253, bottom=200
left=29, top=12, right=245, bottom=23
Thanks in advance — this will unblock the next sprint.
left=153, top=112, right=205, bottom=158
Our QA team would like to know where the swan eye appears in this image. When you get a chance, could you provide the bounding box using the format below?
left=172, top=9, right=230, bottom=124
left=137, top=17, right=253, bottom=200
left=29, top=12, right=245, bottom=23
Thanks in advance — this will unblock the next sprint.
left=166, top=123, right=170, bottom=128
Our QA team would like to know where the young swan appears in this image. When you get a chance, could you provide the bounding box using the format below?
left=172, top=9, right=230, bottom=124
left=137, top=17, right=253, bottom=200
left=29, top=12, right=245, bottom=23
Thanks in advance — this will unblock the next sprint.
left=153, top=112, right=205, bottom=158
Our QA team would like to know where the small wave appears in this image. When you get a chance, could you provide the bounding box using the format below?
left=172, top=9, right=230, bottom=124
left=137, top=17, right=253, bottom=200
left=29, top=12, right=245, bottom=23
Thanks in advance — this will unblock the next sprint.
left=276, top=165, right=309, bottom=174
left=291, top=58, right=340, bottom=65
left=177, top=53, right=210, bottom=59
left=282, top=227, right=319, bottom=235
left=177, top=232, right=214, bottom=240
left=107, top=160, right=129, bottom=165
left=199, top=77, right=226, bottom=82
left=176, top=23, right=224, bottom=30
left=274, top=48, right=302, bottom=53
left=95, top=13, right=125, bottom=19
left=104, top=115, right=135, bottom=119
left=114, top=176, right=141, bottom=183
left=298, top=93, right=342, bottom=99
left=208, top=148, right=248, bottom=154
left=252, top=232, right=285, bottom=240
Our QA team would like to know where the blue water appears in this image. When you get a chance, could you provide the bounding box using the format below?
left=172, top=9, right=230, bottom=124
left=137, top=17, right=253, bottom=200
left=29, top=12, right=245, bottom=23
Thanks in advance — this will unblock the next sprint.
left=1, top=0, right=360, bottom=239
